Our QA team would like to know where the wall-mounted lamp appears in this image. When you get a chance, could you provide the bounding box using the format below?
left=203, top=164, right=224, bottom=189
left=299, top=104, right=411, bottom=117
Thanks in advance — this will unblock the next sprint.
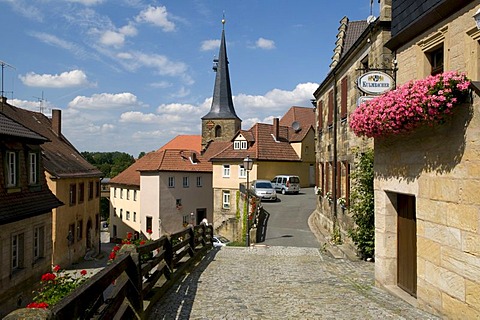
left=474, top=8, right=480, bottom=30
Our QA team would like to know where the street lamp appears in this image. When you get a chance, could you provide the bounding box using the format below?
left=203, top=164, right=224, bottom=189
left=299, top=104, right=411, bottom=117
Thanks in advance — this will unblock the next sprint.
left=243, top=155, right=253, bottom=247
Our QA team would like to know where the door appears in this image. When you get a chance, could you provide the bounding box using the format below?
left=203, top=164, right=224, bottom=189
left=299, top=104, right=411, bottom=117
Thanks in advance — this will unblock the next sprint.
left=397, top=194, right=417, bottom=297
left=309, top=164, right=315, bottom=186
left=196, top=208, right=206, bottom=225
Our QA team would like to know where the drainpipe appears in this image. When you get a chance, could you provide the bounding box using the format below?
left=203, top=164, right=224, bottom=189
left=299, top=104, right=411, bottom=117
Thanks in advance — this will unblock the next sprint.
left=333, top=73, right=338, bottom=230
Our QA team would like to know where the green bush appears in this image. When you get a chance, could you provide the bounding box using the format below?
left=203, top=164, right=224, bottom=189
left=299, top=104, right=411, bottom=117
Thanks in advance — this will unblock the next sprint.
left=348, top=148, right=375, bottom=260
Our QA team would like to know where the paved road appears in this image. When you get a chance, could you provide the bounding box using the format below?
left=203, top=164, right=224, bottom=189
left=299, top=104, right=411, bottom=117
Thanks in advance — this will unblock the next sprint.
left=148, top=246, right=439, bottom=319
left=260, top=187, right=319, bottom=248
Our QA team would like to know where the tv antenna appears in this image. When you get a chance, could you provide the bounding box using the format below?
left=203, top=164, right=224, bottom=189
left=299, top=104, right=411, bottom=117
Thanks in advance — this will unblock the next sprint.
left=0, top=60, right=16, bottom=98
left=33, top=91, right=47, bottom=114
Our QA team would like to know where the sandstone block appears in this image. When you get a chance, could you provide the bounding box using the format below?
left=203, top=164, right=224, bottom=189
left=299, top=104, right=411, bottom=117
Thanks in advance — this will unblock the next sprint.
left=443, top=292, right=480, bottom=320
left=425, top=260, right=465, bottom=301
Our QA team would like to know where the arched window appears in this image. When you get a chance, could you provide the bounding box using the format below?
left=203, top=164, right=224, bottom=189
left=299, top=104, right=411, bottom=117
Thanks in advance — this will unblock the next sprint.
left=215, top=125, right=222, bottom=137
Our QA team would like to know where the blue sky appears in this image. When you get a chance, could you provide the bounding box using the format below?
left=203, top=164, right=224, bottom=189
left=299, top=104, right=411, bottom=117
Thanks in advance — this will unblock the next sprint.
left=0, top=0, right=378, bottom=157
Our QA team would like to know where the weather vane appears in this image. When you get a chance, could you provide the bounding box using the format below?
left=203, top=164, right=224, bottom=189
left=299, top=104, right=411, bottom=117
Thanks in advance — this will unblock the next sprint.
left=222, top=11, right=226, bottom=28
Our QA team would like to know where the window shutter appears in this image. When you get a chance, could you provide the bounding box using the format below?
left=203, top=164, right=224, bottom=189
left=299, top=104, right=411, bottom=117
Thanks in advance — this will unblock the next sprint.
left=341, top=76, right=348, bottom=119
left=327, top=90, right=334, bottom=126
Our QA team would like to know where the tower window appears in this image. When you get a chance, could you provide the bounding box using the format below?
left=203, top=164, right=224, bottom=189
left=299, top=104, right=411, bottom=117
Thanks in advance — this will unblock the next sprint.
left=215, top=125, right=222, bottom=137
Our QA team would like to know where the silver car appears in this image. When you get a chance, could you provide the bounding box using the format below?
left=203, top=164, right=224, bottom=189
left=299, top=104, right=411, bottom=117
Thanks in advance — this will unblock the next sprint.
left=251, top=180, right=277, bottom=201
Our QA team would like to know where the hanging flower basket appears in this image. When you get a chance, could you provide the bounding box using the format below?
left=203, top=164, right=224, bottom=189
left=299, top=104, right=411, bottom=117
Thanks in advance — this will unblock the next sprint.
left=350, top=71, right=470, bottom=138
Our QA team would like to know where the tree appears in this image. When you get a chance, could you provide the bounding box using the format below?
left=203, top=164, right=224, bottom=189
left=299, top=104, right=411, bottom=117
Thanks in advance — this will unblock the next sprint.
left=81, top=151, right=135, bottom=178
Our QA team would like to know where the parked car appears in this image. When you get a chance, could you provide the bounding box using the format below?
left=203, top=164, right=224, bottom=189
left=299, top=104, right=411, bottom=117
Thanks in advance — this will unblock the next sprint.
left=251, top=180, right=277, bottom=201
left=271, top=175, right=300, bottom=194
left=213, top=235, right=230, bottom=247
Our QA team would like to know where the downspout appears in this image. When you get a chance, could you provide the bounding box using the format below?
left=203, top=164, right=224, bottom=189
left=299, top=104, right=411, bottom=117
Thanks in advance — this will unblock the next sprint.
left=333, top=73, right=338, bottom=231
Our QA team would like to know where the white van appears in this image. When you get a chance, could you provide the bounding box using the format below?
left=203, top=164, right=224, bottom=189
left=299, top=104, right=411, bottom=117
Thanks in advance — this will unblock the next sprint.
left=271, top=175, right=300, bottom=194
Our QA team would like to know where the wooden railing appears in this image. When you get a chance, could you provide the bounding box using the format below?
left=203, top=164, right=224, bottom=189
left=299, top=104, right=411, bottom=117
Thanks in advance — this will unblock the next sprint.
left=8, top=225, right=213, bottom=320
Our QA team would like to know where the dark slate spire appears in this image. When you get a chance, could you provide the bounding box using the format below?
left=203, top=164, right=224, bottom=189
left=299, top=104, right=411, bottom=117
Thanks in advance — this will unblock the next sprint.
left=202, top=21, right=240, bottom=120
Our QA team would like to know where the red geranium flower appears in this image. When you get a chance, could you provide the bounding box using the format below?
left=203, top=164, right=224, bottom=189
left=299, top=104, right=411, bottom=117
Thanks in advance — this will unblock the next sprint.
left=41, top=273, right=56, bottom=282
left=27, top=302, right=49, bottom=309
left=139, top=240, right=146, bottom=245
left=53, top=265, right=61, bottom=272
left=127, top=232, right=133, bottom=240
left=113, top=245, right=120, bottom=252
left=109, top=252, right=116, bottom=260
left=147, top=229, right=152, bottom=234
left=80, top=269, right=87, bottom=276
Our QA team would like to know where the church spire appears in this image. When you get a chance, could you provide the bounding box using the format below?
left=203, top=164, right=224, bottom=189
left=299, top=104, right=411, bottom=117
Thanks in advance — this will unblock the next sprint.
left=202, top=18, right=240, bottom=121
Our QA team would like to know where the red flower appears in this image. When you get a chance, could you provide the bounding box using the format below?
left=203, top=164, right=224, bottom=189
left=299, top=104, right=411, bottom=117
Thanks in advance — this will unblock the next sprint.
left=27, top=302, right=49, bottom=309
left=127, top=232, right=133, bottom=240
left=113, top=245, right=120, bottom=252
left=122, top=240, right=131, bottom=244
left=139, top=240, right=146, bottom=245
left=53, top=265, right=61, bottom=272
left=147, top=229, right=152, bottom=234
left=41, top=273, right=56, bottom=282
left=109, top=252, right=116, bottom=260
left=80, top=269, right=87, bottom=276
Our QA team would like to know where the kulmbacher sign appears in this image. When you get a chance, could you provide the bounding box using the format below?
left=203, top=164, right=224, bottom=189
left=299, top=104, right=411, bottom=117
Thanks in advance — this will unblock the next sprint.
left=357, top=71, right=395, bottom=95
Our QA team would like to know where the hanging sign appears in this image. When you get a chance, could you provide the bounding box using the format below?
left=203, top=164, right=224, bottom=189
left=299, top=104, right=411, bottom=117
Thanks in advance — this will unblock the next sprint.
left=357, top=96, right=376, bottom=107
left=357, top=71, right=395, bottom=95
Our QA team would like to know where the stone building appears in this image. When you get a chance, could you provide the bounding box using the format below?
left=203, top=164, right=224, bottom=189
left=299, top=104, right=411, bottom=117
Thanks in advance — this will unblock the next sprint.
left=312, top=1, right=393, bottom=246
left=372, top=1, right=480, bottom=318
left=0, top=102, right=63, bottom=316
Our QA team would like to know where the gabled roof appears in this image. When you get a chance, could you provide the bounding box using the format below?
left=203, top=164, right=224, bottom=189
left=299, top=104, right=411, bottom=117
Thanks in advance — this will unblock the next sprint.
left=0, top=112, right=48, bottom=142
left=1, top=101, right=102, bottom=179
left=209, top=123, right=300, bottom=162
left=157, top=135, right=201, bottom=152
left=341, top=20, right=368, bottom=59
left=202, top=26, right=240, bottom=121
left=279, top=106, right=315, bottom=142
left=1, top=191, right=63, bottom=225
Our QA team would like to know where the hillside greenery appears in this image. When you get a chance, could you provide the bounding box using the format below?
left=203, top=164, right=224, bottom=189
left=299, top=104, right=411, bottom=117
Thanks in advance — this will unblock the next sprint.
left=81, top=151, right=136, bottom=178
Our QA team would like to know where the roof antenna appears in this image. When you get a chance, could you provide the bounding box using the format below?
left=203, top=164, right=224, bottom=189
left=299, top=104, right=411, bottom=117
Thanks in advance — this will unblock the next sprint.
left=0, top=60, right=15, bottom=98
left=33, top=91, right=47, bottom=114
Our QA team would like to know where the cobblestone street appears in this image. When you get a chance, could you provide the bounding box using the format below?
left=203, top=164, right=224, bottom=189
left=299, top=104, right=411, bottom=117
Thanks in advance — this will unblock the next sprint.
left=149, top=246, right=439, bottom=320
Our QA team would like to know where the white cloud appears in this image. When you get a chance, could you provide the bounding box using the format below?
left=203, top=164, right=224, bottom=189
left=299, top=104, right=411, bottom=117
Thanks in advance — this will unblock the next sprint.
left=19, top=70, right=90, bottom=88
left=157, top=103, right=204, bottom=115
left=98, top=23, right=138, bottom=47
left=1, top=0, right=43, bottom=21
left=135, top=6, right=175, bottom=32
left=200, top=39, right=220, bottom=51
left=119, top=23, right=138, bottom=37
left=68, top=92, right=143, bottom=110
left=119, top=111, right=181, bottom=123
left=150, top=81, right=172, bottom=89
left=255, top=37, right=276, bottom=50
left=30, top=32, right=95, bottom=60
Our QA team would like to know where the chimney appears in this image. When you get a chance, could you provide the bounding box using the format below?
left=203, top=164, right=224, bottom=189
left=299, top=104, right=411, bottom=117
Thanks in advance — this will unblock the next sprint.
left=52, top=109, right=61, bottom=137
left=273, top=118, right=279, bottom=140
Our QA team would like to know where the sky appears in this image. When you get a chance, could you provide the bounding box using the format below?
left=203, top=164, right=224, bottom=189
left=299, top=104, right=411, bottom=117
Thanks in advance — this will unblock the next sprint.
left=0, top=0, right=379, bottom=157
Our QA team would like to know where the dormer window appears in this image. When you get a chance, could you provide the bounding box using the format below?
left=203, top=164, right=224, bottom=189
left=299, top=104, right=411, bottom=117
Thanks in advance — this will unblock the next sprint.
left=233, top=140, right=248, bottom=150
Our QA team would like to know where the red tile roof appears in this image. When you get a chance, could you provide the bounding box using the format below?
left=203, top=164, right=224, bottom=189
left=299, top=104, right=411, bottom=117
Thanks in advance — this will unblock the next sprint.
left=279, top=106, right=315, bottom=142
left=157, top=135, right=201, bottom=152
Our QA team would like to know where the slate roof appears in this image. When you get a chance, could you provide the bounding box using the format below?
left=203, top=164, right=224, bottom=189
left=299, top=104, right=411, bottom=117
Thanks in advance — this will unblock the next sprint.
left=279, top=106, right=315, bottom=142
left=202, top=28, right=240, bottom=120
left=0, top=112, right=49, bottom=142
left=341, top=20, right=368, bottom=59
left=158, top=135, right=201, bottom=152
left=1, top=102, right=102, bottom=179
left=111, top=142, right=212, bottom=187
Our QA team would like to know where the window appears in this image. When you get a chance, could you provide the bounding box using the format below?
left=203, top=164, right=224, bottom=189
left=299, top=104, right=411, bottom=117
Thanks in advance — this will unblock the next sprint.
left=133, top=190, right=137, bottom=201
left=183, top=177, right=189, bottom=188
left=168, top=177, right=175, bottom=188
left=88, top=181, right=94, bottom=200
left=126, top=189, right=130, bottom=200
left=239, top=165, right=246, bottom=178
left=133, top=212, right=136, bottom=222
left=126, top=211, right=130, bottom=220
left=77, top=220, right=83, bottom=241
left=215, top=125, right=222, bottom=137
left=69, top=184, right=77, bottom=205
left=429, top=46, right=444, bottom=75
left=33, top=225, right=45, bottom=261
left=340, top=76, right=348, bottom=119
left=12, top=233, right=24, bottom=270
left=196, top=176, right=202, bottom=187
left=95, top=181, right=100, bottom=198
left=234, top=140, right=248, bottom=149
left=6, top=151, right=17, bottom=187
left=146, top=216, right=152, bottom=234
left=120, top=209, right=123, bottom=219
left=68, top=224, right=75, bottom=245
left=29, top=152, right=38, bottom=185
left=114, top=188, right=117, bottom=198
left=234, top=141, right=241, bottom=149
left=222, top=191, right=230, bottom=209
left=327, top=90, right=334, bottom=127
left=120, top=188, right=123, bottom=199
left=223, top=164, right=230, bottom=177
left=79, top=183, right=85, bottom=203
left=176, top=199, right=182, bottom=208
left=241, top=141, right=247, bottom=149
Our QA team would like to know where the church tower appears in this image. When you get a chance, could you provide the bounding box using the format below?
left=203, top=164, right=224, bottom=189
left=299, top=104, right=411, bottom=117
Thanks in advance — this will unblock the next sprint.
left=201, top=19, right=241, bottom=149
